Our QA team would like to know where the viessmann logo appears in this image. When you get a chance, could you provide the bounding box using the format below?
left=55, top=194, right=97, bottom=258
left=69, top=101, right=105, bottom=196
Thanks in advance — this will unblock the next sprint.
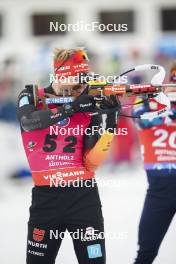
left=43, top=170, right=85, bottom=180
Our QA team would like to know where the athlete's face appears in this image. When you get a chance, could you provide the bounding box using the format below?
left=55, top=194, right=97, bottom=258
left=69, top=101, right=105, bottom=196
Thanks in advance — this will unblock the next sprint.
left=52, top=81, right=86, bottom=97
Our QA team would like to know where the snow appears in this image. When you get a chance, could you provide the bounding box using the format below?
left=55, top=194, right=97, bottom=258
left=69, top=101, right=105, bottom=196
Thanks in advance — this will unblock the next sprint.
left=0, top=122, right=176, bottom=264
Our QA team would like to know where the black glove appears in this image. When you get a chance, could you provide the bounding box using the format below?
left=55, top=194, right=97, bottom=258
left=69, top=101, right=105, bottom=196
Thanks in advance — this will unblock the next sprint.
left=100, top=95, right=121, bottom=130
left=100, top=95, right=121, bottom=113
left=72, top=95, right=96, bottom=113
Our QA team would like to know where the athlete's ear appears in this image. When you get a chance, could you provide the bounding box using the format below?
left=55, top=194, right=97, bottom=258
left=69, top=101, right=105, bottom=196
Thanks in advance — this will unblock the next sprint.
left=52, top=81, right=62, bottom=95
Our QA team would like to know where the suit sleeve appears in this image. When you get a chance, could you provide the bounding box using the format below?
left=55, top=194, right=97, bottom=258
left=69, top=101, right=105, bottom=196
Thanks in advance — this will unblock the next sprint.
left=83, top=112, right=117, bottom=171
left=17, top=86, right=74, bottom=131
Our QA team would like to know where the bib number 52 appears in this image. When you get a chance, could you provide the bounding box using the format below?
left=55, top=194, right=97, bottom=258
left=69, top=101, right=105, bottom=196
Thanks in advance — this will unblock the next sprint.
left=43, top=134, right=77, bottom=153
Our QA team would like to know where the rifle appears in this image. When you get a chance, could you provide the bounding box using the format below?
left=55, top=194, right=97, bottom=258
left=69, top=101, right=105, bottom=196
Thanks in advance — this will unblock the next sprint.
left=34, top=64, right=176, bottom=119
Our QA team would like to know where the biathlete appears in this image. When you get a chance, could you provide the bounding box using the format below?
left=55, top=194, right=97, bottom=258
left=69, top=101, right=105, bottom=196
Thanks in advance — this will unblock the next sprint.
left=133, top=64, right=176, bottom=264
left=17, top=48, right=120, bottom=264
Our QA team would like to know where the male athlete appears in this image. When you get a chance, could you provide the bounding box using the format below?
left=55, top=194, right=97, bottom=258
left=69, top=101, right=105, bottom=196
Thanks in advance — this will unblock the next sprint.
left=133, top=64, right=176, bottom=263
left=17, top=48, right=120, bottom=264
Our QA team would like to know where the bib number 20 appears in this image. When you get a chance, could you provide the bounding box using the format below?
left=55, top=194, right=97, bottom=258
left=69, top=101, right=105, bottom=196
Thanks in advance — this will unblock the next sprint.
left=152, top=129, right=176, bottom=148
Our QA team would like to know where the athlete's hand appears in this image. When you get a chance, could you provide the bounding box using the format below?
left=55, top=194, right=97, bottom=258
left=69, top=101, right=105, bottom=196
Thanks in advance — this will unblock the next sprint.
left=72, top=95, right=96, bottom=113
left=98, top=95, right=121, bottom=130
left=100, top=95, right=121, bottom=113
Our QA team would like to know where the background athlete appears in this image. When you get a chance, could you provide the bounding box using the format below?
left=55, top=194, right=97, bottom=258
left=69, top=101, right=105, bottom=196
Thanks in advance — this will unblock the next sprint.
left=17, top=48, right=120, bottom=264
left=132, top=63, right=176, bottom=264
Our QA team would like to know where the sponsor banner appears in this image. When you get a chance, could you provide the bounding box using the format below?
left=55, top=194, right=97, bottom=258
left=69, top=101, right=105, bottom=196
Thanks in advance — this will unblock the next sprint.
left=32, top=167, right=94, bottom=186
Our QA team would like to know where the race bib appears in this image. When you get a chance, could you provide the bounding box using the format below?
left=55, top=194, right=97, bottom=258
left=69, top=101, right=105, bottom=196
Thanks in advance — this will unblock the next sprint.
left=139, top=123, right=176, bottom=170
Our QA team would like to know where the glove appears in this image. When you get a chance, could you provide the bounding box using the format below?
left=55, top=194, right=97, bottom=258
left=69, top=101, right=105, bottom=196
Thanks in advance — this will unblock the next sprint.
left=72, top=95, right=96, bottom=113
left=100, top=95, right=121, bottom=113
left=101, top=95, right=121, bottom=130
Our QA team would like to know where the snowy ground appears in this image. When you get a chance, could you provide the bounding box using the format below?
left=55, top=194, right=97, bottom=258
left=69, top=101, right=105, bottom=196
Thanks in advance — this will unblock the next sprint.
left=0, top=122, right=176, bottom=264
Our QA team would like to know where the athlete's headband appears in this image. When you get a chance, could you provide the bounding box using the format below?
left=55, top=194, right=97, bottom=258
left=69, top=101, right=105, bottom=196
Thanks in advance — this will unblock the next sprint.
left=54, top=49, right=89, bottom=80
